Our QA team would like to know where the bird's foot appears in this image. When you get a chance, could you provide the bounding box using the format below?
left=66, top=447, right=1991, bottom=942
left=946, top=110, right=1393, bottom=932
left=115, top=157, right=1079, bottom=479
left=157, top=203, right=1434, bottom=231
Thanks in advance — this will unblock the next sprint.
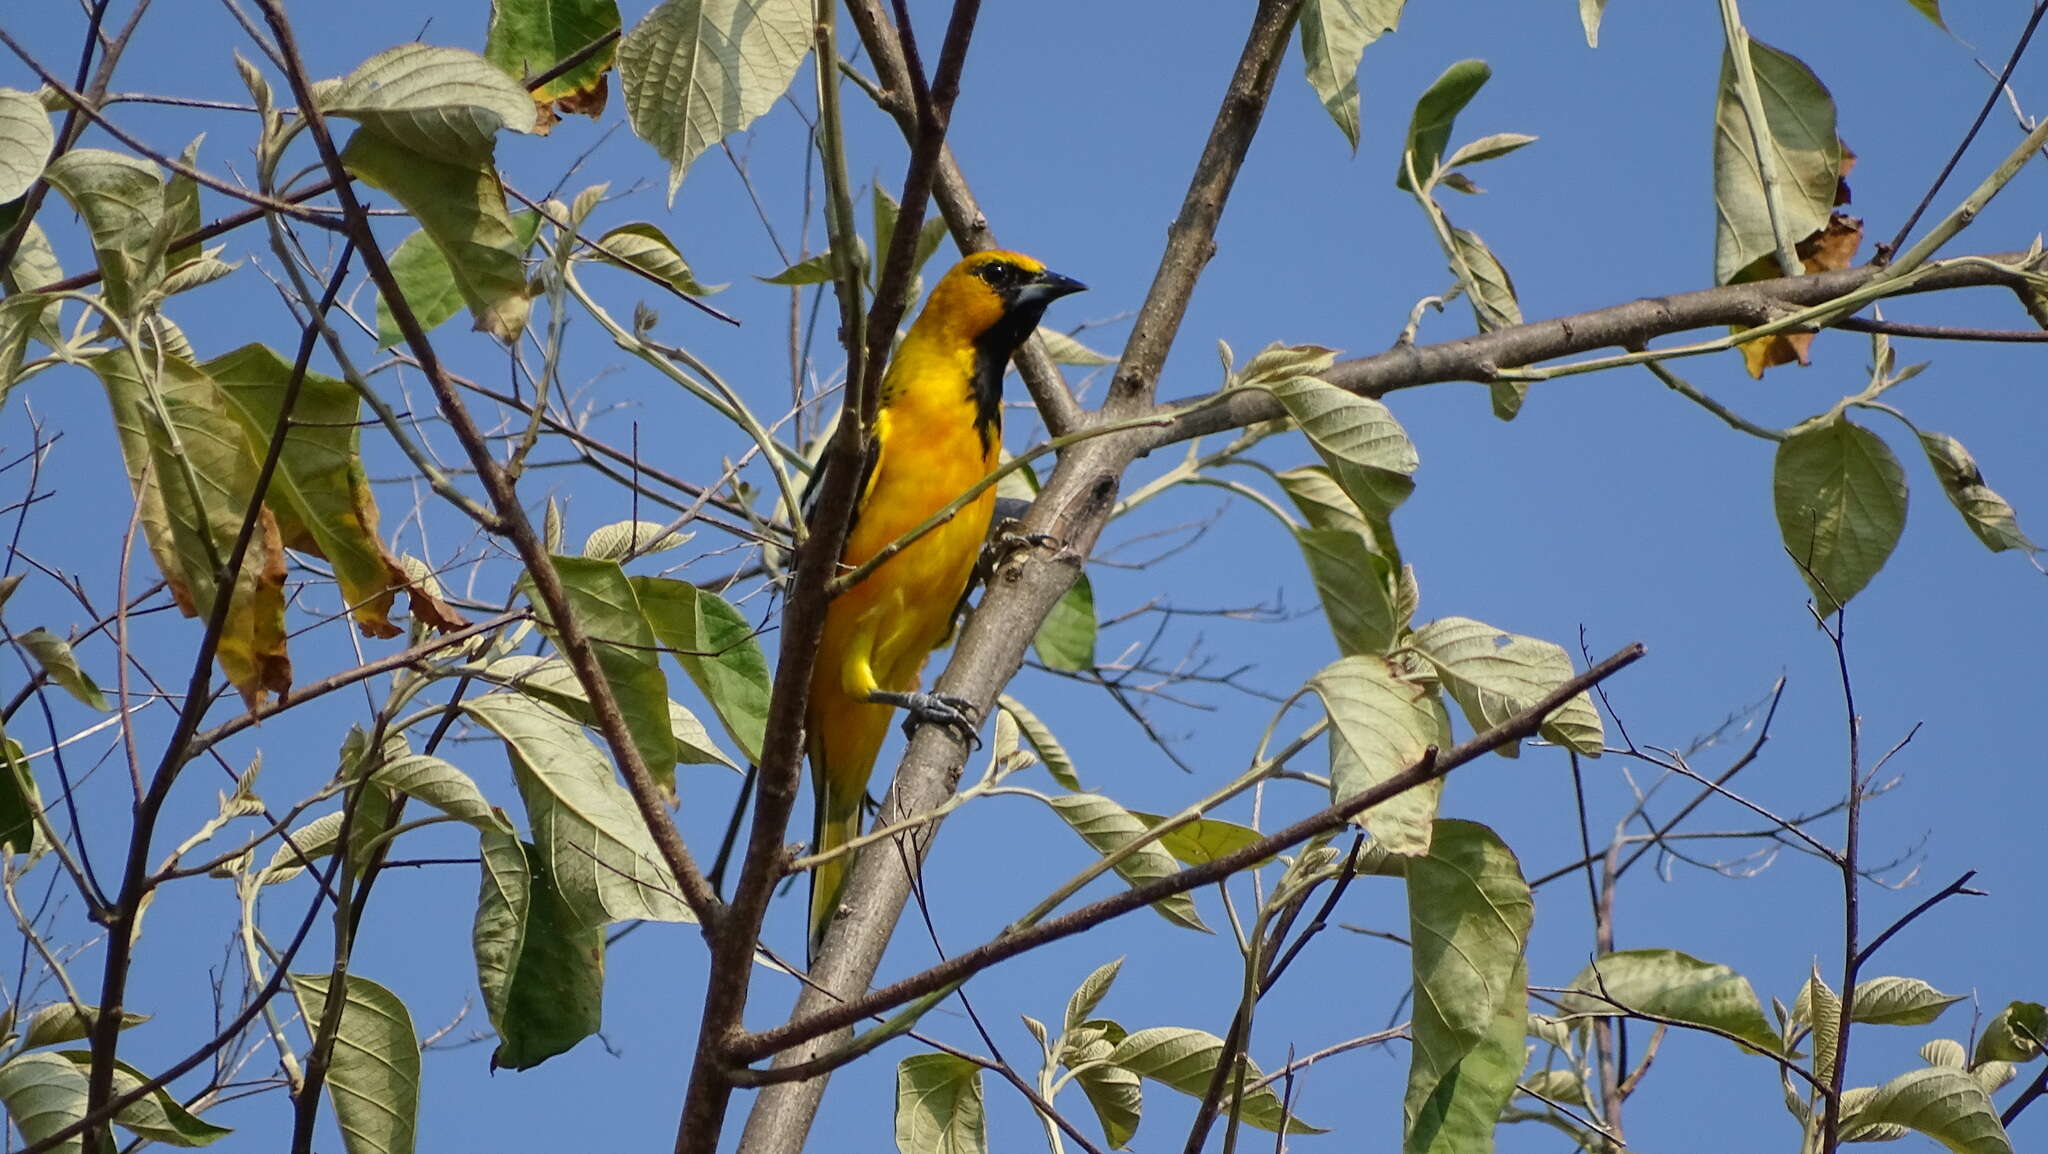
left=870, top=689, right=983, bottom=748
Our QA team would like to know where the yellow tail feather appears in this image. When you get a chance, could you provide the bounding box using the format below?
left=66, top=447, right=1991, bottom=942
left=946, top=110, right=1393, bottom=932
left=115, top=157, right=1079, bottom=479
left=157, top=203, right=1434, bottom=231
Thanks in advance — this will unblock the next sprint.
left=808, top=788, right=864, bottom=962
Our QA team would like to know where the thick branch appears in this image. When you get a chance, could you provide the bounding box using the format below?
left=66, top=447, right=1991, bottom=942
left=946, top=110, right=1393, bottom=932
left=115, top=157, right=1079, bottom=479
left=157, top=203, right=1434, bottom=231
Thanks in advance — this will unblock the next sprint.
left=1141, top=251, right=2043, bottom=450
left=736, top=6, right=1303, bottom=1148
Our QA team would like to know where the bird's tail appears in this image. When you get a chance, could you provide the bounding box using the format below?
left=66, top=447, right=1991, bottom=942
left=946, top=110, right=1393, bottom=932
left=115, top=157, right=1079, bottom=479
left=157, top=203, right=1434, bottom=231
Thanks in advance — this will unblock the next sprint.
left=808, top=782, right=864, bottom=962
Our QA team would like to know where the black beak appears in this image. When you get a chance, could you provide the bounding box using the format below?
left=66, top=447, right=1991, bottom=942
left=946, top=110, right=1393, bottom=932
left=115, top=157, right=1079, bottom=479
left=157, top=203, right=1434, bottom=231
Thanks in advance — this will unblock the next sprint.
left=1015, top=269, right=1086, bottom=308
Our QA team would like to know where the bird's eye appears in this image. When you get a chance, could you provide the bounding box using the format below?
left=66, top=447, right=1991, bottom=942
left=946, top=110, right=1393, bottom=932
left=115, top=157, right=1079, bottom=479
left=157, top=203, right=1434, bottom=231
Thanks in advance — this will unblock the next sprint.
left=977, top=261, right=1020, bottom=289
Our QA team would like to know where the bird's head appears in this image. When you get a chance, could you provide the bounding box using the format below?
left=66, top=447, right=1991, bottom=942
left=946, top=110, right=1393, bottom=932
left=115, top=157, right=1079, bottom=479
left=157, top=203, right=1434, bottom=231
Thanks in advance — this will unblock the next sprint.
left=916, top=250, right=1086, bottom=355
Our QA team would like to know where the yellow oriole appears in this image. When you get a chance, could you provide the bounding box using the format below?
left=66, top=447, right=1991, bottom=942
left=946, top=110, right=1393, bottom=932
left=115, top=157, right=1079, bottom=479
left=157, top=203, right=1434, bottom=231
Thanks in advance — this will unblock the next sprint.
left=806, top=250, right=1084, bottom=956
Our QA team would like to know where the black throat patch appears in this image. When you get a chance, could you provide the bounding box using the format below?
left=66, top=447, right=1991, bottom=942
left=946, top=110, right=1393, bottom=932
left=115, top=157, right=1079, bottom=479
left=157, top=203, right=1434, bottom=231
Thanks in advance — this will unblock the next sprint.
left=967, top=301, right=1055, bottom=454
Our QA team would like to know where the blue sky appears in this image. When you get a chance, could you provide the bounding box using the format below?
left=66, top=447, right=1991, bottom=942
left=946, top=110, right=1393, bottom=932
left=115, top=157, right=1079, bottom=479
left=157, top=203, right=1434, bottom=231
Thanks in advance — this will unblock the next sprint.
left=4, top=1, right=2046, bottom=1151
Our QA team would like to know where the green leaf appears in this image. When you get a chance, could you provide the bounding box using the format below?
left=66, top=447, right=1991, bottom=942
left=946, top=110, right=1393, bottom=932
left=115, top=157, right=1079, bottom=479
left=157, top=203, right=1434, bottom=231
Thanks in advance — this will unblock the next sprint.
left=1042, top=794, right=1208, bottom=933
left=367, top=754, right=513, bottom=834
left=758, top=244, right=861, bottom=287
left=1064, top=960, right=1125, bottom=1036
left=1917, top=431, right=2037, bottom=553
left=1298, top=0, right=1404, bottom=151
left=1126, top=812, right=1264, bottom=867
left=1276, top=465, right=1374, bottom=540
left=473, top=829, right=605, bottom=1070
left=1109, top=1026, right=1323, bottom=1133
left=1579, top=0, right=1609, bottom=47
left=321, top=44, right=536, bottom=158
left=463, top=693, right=694, bottom=924
left=1449, top=224, right=1521, bottom=336
left=206, top=343, right=461, bottom=639
left=618, top=0, right=812, bottom=198
left=0, top=732, right=39, bottom=858
left=259, top=809, right=348, bottom=886
left=1057, top=1018, right=1141, bottom=1148
left=1034, top=326, right=1114, bottom=366
left=1443, top=132, right=1538, bottom=170
left=1774, top=413, right=1907, bottom=614
left=86, top=349, right=291, bottom=703
left=894, top=1053, right=986, bottom=1154
left=1255, top=373, right=1418, bottom=518
left=374, top=211, right=543, bottom=349
left=468, top=654, right=733, bottom=769
left=344, top=128, right=533, bottom=344
left=160, top=137, right=203, bottom=269
left=1409, top=616, right=1603, bottom=755
left=589, top=222, right=724, bottom=296
left=525, top=556, right=678, bottom=796
left=1296, top=527, right=1400, bottom=656
left=997, top=695, right=1080, bottom=791
left=485, top=0, right=623, bottom=108
left=41, top=148, right=165, bottom=319
left=633, top=576, right=771, bottom=763
left=289, top=973, right=421, bottom=1154
left=1973, top=1001, right=2046, bottom=1064
left=0, top=89, right=54, bottom=203
left=18, top=629, right=109, bottom=711
left=1035, top=572, right=1097, bottom=671
left=1801, top=964, right=1843, bottom=1089
left=1850, top=977, right=1965, bottom=1027
left=1842, top=1067, right=2014, bottom=1154
left=0, top=1051, right=88, bottom=1154
left=1310, top=656, right=1448, bottom=855
left=19, top=1004, right=149, bottom=1050
left=1396, top=59, right=1492, bottom=191
left=53, top=1052, right=232, bottom=1145
left=1404, top=820, right=1530, bottom=1153
left=1902, top=0, right=1946, bottom=31
left=1713, top=38, right=1841, bottom=285
left=581, top=519, right=692, bottom=561
left=1561, top=948, right=1780, bottom=1056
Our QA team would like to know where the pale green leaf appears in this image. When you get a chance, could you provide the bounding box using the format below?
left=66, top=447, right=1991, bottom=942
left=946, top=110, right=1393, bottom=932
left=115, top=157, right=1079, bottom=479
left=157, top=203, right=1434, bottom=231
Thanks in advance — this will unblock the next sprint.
left=0, top=89, right=55, bottom=203
left=290, top=973, right=421, bottom=1154
left=1580, top=0, right=1609, bottom=47
left=18, top=629, right=109, bottom=711
left=895, top=1053, right=985, bottom=1154
left=0, top=1051, right=88, bottom=1154
left=53, top=1052, right=231, bottom=1145
left=321, top=44, right=536, bottom=157
left=1444, top=131, right=1537, bottom=170
left=1126, top=812, right=1265, bottom=867
left=1774, top=413, right=1907, bottom=614
left=1851, top=977, right=1965, bottom=1027
left=1842, top=1067, right=2014, bottom=1154
left=1256, top=373, right=1418, bottom=516
left=524, top=556, right=679, bottom=797
left=590, top=221, right=724, bottom=295
left=1299, top=0, right=1404, bottom=150
left=368, top=754, right=512, bottom=834
left=1713, top=38, right=1841, bottom=285
left=18, top=1004, right=149, bottom=1050
left=1309, top=655, right=1446, bottom=855
left=1275, top=465, right=1374, bottom=540
left=618, top=0, right=811, bottom=197
left=1561, top=948, right=1780, bottom=1056
left=344, top=129, right=533, bottom=343
left=1296, top=527, right=1400, bottom=656
left=42, top=149, right=165, bottom=319
left=1902, top=0, right=1946, bottom=31
left=1064, top=959, right=1124, bottom=1036
left=467, top=655, right=734, bottom=769
left=1973, top=1001, right=2046, bottom=1064
left=998, top=695, right=1081, bottom=791
left=1043, top=794, right=1208, bottom=933
left=581, top=519, right=692, bottom=560
left=463, top=693, right=694, bottom=924
left=1409, top=616, right=1603, bottom=755
left=1917, top=431, right=2037, bottom=553
left=1109, top=1026, right=1323, bottom=1133
left=1035, top=326, right=1114, bottom=366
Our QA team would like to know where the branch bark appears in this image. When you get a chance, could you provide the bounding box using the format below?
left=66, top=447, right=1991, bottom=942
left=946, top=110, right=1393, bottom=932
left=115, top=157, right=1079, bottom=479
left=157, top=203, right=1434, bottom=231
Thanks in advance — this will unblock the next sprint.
left=736, top=4, right=1304, bottom=1148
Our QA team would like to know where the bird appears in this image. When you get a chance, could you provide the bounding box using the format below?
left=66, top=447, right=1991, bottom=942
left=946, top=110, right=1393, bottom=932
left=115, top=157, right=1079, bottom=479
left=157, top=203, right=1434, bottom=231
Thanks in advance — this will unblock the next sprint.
left=805, top=249, right=1084, bottom=959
